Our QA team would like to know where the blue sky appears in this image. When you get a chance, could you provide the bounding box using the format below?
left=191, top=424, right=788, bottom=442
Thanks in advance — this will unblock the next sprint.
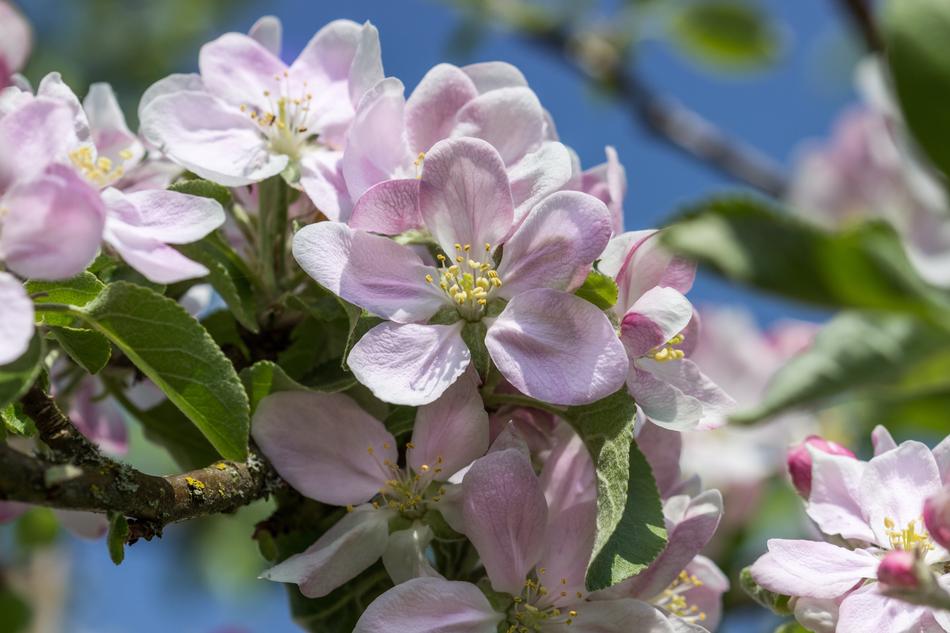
left=8, top=2, right=864, bottom=631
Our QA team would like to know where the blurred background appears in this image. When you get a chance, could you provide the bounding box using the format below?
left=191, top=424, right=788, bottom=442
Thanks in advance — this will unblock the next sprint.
left=0, top=0, right=884, bottom=631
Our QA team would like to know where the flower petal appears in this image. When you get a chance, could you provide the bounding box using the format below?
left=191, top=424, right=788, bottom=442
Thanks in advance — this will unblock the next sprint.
left=581, top=146, right=627, bottom=234
left=0, top=272, right=33, bottom=365
left=0, top=1, right=31, bottom=75
left=871, top=424, right=898, bottom=456
left=251, top=391, right=397, bottom=506
left=348, top=321, right=471, bottom=406
left=139, top=90, right=287, bottom=187
left=292, top=221, right=444, bottom=322
left=461, top=62, right=528, bottom=93
left=837, top=584, right=927, bottom=633
left=805, top=450, right=875, bottom=542
left=507, top=141, right=573, bottom=222
left=299, top=148, right=350, bottom=221
left=104, top=224, right=209, bottom=284
left=137, top=73, right=204, bottom=124
left=630, top=359, right=733, bottom=431
left=347, top=22, right=384, bottom=106
left=462, top=448, right=547, bottom=594
left=0, top=97, right=79, bottom=189
left=55, top=510, right=109, bottom=540
left=558, top=599, right=677, bottom=633
left=83, top=83, right=144, bottom=168
left=682, top=556, right=729, bottom=632
left=248, top=16, right=282, bottom=57
left=614, top=231, right=696, bottom=313
left=198, top=32, right=286, bottom=110
left=261, top=504, right=392, bottom=598
left=405, top=63, right=478, bottom=154
left=620, top=287, right=694, bottom=359
left=383, top=523, right=443, bottom=585
left=354, top=577, right=502, bottom=633
left=292, top=20, right=366, bottom=89
left=749, top=539, right=879, bottom=599
left=69, top=378, right=127, bottom=455
left=627, top=365, right=703, bottom=430
left=409, top=367, right=489, bottom=480
left=349, top=178, right=422, bottom=234
left=486, top=289, right=629, bottom=406
left=495, top=191, right=612, bottom=297
left=419, top=137, right=514, bottom=258
left=453, top=87, right=544, bottom=165
left=0, top=164, right=104, bottom=280
left=635, top=421, right=682, bottom=499
left=102, top=187, right=224, bottom=244
left=36, top=73, right=89, bottom=141
left=935, top=436, right=950, bottom=485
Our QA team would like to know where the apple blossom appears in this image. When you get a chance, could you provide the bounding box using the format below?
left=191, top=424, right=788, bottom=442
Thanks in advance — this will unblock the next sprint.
left=787, top=435, right=856, bottom=498
left=0, top=1, right=30, bottom=89
left=292, top=136, right=627, bottom=406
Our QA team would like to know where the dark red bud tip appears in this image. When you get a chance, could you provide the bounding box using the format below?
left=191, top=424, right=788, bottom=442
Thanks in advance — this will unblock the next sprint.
left=877, top=550, right=920, bottom=590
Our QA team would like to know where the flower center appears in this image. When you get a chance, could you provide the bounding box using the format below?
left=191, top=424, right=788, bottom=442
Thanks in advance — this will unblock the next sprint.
left=426, top=243, right=503, bottom=321
left=647, top=333, right=686, bottom=362
left=884, top=517, right=933, bottom=553
left=506, top=572, right=582, bottom=632
left=361, top=442, right=447, bottom=518
left=69, top=145, right=135, bottom=188
left=241, top=71, right=315, bottom=160
left=652, top=570, right=707, bottom=624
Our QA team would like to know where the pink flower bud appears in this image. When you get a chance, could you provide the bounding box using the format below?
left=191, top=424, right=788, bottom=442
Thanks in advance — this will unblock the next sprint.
left=877, top=550, right=919, bottom=590
left=787, top=435, right=856, bottom=498
left=923, top=486, right=950, bottom=550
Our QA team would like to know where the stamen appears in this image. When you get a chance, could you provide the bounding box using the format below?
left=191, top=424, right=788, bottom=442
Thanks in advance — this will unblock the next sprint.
left=428, top=243, right=504, bottom=320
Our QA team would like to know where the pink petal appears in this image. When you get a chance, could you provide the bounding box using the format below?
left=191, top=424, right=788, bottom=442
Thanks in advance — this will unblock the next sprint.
left=354, top=577, right=502, bottom=633
left=419, top=137, right=514, bottom=257
left=348, top=321, right=471, bottom=406
left=382, top=523, right=443, bottom=585
left=349, top=178, right=422, bottom=234
left=198, top=32, right=286, bottom=110
left=495, top=191, right=612, bottom=297
left=871, top=425, right=898, bottom=456
left=486, top=289, right=628, bottom=406
left=0, top=97, right=79, bottom=189
left=806, top=450, right=875, bottom=542
left=298, top=148, right=350, bottom=222
left=347, top=22, right=384, bottom=106
left=83, top=83, right=144, bottom=168
left=55, top=510, right=109, bottom=540
left=935, top=436, right=950, bottom=485
left=292, top=221, right=444, bottom=323
left=405, top=63, right=478, bottom=154
left=341, top=77, right=412, bottom=200
left=291, top=20, right=367, bottom=90
left=247, top=16, right=282, bottom=57
left=0, top=164, right=104, bottom=280
left=0, top=1, right=31, bottom=74
left=630, top=359, right=733, bottom=431
left=614, top=231, right=696, bottom=313
left=453, top=87, right=544, bottom=165
left=104, top=224, right=209, bottom=284
left=0, top=272, right=34, bottom=365
left=749, top=539, right=879, bottom=599
left=137, top=73, right=204, bottom=123
left=683, top=556, right=729, bottom=631
left=462, top=448, right=547, bottom=595
left=36, top=73, right=89, bottom=141
left=261, top=504, right=393, bottom=598
left=837, top=584, right=928, bottom=633
left=251, top=391, right=397, bottom=506
left=581, top=146, right=627, bottom=233
left=409, top=367, right=489, bottom=480
left=620, top=287, right=694, bottom=359
left=564, top=599, right=677, bottom=633
left=69, top=378, right=127, bottom=456
left=635, top=421, right=682, bottom=499
left=599, top=230, right=652, bottom=280
left=627, top=365, right=703, bottom=430
left=859, top=441, right=942, bottom=547
left=102, top=187, right=224, bottom=244
left=507, top=141, right=573, bottom=222
left=139, top=90, right=287, bottom=187
left=461, top=62, right=528, bottom=93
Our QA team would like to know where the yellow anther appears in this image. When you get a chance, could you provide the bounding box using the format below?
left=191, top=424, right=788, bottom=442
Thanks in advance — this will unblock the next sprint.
left=367, top=446, right=375, bottom=455
left=346, top=505, right=354, bottom=512
left=425, top=274, right=434, bottom=283
left=420, top=464, right=430, bottom=473
left=454, top=243, right=462, bottom=251
left=568, top=610, right=577, bottom=617
left=119, top=149, right=134, bottom=160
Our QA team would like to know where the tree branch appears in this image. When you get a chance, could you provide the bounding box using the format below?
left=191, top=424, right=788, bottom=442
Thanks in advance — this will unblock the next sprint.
left=835, top=0, right=883, bottom=53
left=5, top=386, right=281, bottom=541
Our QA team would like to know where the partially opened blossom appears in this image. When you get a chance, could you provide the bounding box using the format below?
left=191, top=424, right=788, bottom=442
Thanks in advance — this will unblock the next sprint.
left=355, top=438, right=680, bottom=633
left=293, top=136, right=627, bottom=406
left=139, top=16, right=383, bottom=198
left=0, top=1, right=30, bottom=89
left=251, top=372, right=488, bottom=597
left=340, top=62, right=571, bottom=223
left=750, top=429, right=950, bottom=632
left=599, top=231, right=732, bottom=430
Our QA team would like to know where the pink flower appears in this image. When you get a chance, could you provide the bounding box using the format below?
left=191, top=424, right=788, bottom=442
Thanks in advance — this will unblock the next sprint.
left=924, top=486, right=950, bottom=551
left=599, top=231, right=732, bottom=430
left=573, top=145, right=627, bottom=234
left=139, top=17, right=383, bottom=197
left=0, top=1, right=30, bottom=89
left=341, top=62, right=571, bottom=224
left=354, top=434, right=680, bottom=633
left=251, top=372, right=488, bottom=597
left=293, top=137, right=627, bottom=406
left=787, top=435, right=856, bottom=498
left=749, top=428, right=950, bottom=632
left=66, top=375, right=127, bottom=456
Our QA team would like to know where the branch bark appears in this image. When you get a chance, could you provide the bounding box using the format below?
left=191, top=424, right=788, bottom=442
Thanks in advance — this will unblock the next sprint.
left=835, top=0, right=884, bottom=53
left=4, top=386, right=280, bottom=541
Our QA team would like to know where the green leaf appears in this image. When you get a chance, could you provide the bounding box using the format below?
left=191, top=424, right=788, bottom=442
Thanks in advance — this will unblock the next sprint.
left=240, top=361, right=309, bottom=414
left=0, top=587, right=31, bottom=633
left=16, top=507, right=59, bottom=549
left=27, top=272, right=105, bottom=326
left=341, top=303, right=383, bottom=369
left=176, top=231, right=260, bottom=332
left=575, top=269, right=619, bottom=310
left=1, top=403, right=34, bottom=437
left=884, top=0, right=950, bottom=179
left=734, top=312, right=950, bottom=423
left=48, top=326, right=111, bottom=374
left=167, top=178, right=233, bottom=208
left=564, top=390, right=667, bottom=590
left=740, top=567, right=793, bottom=615
left=128, top=398, right=220, bottom=470
left=107, top=512, right=129, bottom=565
left=0, top=334, right=44, bottom=410
left=669, top=0, right=782, bottom=70
left=383, top=405, right=416, bottom=439
left=663, top=196, right=950, bottom=321
left=460, top=321, right=491, bottom=379
left=76, top=282, right=249, bottom=460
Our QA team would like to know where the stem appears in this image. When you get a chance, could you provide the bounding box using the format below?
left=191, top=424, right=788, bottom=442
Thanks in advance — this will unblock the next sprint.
left=258, top=176, right=289, bottom=296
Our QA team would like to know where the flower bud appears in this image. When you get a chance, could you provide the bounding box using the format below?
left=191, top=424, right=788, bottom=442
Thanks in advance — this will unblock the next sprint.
left=877, top=550, right=920, bottom=590
left=787, top=435, right=856, bottom=498
left=923, top=485, right=950, bottom=550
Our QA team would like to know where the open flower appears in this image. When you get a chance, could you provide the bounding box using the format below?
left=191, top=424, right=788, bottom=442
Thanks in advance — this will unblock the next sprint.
left=0, top=1, right=30, bottom=89
left=139, top=16, right=383, bottom=196
left=251, top=372, right=488, bottom=597
left=355, top=437, right=679, bottom=633
left=599, top=231, right=732, bottom=430
left=339, top=61, right=571, bottom=224
left=750, top=428, right=950, bottom=632
left=293, top=136, right=627, bottom=406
